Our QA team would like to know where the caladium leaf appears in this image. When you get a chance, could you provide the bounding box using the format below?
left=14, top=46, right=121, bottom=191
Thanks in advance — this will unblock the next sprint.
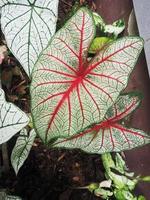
left=54, top=93, right=150, bottom=153
left=104, top=19, right=125, bottom=38
left=0, top=88, right=29, bottom=144
left=0, top=0, right=59, bottom=76
left=31, top=8, right=143, bottom=144
left=11, top=128, right=36, bottom=175
left=92, top=12, right=105, bottom=27
left=0, top=192, right=22, bottom=200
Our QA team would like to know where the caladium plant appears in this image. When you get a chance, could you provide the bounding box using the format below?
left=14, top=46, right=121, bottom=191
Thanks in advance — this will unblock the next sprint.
left=30, top=8, right=149, bottom=154
left=0, top=0, right=59, bottom=77
left=0, top=0, right=59, bottom=173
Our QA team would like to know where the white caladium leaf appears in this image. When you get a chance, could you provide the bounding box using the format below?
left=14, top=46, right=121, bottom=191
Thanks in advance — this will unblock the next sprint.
left=0, top=0, right=59, bottom=76
left=0, top=192, right=22, bottom=200
left=0, top=88, right=29, bottom=144
left=54, top=93, right=150, bottom=153
left=31, top=8, right=143, bottom=144
left=11, top=128, right=36, bottom=175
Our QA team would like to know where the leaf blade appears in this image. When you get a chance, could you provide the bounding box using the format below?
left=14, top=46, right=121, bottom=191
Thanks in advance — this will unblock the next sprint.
left=11, top=128, right=36, bottom=175
left=53, top=94, right=150, bottom=153
left=31, top=9, right=143, bottom=144
left=1, top=0, right=59, bottom=76
left=0, top=88, right=29, bottom=144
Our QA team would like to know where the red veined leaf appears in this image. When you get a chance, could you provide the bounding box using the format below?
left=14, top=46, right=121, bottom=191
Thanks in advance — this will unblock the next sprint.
left=31, top=8, right=144, bottom=144
left=53, top=93, right=150, bottom=153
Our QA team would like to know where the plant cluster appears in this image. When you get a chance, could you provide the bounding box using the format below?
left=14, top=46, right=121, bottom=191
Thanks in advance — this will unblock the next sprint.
left=0, top=1, right=150, bottom=199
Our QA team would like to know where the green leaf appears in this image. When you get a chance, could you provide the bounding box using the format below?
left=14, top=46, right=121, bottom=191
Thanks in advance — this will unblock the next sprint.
left=92, top=12, right=125, bottom=38
left=89, top=37, right=113, bottom=54
left=115, top=153, right=127, bottom=174
left=0, top=88, right=29, bottom=144
left=109, top=171, right=138, bottom=190
left=138, top=195, right=146, bottom=200
left=114, top=189, right=135, bottom=200
left=104, top=19, right=125, bottom=38
left=31, top=8, right=144, bottom=146
left=88, top=183, right=99, bottom=192
left=115, top=153, right=134, bottom=177
left=141, top=176, right=150, bottom=182
left=54, top=93, right=150, bottom=153
left=92, top=12, right=105, bottom=27
left=1, top=0, right=59, bottom=77
left=101, top=153, right=115, bottom=172
left=11, top=128, right=36, bottom=175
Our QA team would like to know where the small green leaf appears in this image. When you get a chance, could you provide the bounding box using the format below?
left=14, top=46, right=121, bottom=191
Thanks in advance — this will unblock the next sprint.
left=141, top=176, right=150, bottom=182
left=11, top=128, right=36, bottom=175
left=89, top=37, right=113, bottom=54
left=88, top=183, right=99, bottom=193
left=114, top=189, right=135, bottom=200
left=101, top=153, right=115, bottom=172
left=92, top=12, right=105, bottom=27
left=138, top=195, right=146, bottom=200
left=115, top=153, right=126, bottom=174
left=109, top=172, right=138, bottom=190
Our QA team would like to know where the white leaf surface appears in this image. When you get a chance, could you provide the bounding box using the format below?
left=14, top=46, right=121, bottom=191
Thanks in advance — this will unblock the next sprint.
left=1, top=0, right=59, bottom=76
left=0, top=192, right=22, bottom=200
left=6, top=195, right=22, bottom=200
left=0, top=88, right=29, bottom=144
left=11, top=128, right=36, bottom=174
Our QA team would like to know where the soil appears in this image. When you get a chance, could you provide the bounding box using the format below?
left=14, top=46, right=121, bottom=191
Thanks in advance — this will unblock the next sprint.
left=1, top=141, right=104, bottom=200
left=0, top=0, right=150, bottom=200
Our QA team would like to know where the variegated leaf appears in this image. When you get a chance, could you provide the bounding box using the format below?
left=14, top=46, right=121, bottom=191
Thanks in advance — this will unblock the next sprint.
left=0, top=191, right=22, bottom=200
left=0, top=88, right=29, bottom=144
left=54, top=93, right=150, bottom=153
left=11, top=128, right=36, bottom=175
left=0, top=0, right=59, bottom=76
left=31, top=8, right=143, bottom=144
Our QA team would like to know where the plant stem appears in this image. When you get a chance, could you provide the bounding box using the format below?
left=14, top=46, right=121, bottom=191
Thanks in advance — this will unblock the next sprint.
left=2, top=143, right=10, bottom=173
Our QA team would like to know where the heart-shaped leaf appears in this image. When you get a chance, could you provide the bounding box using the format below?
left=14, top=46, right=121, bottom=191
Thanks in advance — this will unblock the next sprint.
left=0, top=0, right=59, bottom=76
left=0, top=88, right=29, bottom=144
left=31, top=8, right=143, bottom=144
left=54, top=93, right=150, bottom=153
left=11, top=128, right=36, bottom=174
